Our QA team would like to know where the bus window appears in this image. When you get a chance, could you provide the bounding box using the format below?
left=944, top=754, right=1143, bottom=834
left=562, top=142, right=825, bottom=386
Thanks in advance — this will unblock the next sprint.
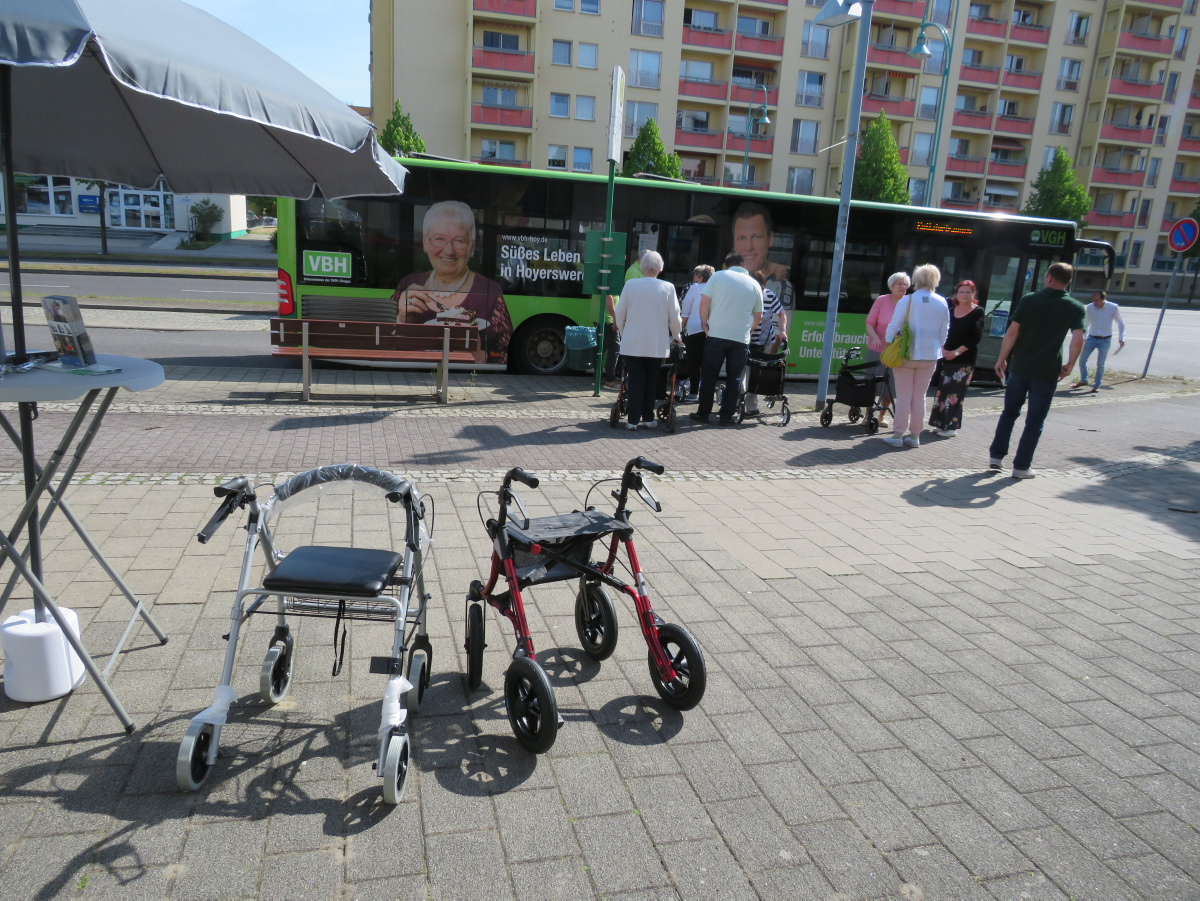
left=665, top=223, right=721, bottom=286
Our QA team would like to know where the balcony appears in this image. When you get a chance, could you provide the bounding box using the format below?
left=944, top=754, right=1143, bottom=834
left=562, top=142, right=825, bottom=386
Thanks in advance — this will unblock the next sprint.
left=867, top=44, right=921, bottom=69
left=800, top=40, right=830, bottom=59
left=743, top=0, right=788, bottom=5
left=1178, top=134, right=1200, bottom=153
left=1092, top=166, right=1146, bottom=186
left=472, top=46, right=535, bottom=74
left=682, top=25, right=733, bottom=50
left=1191, top=92, right=1200, bottom=110
left=1161, top=217, right=1178, bottom=232
left=1099, top=122, right=1155, bottom=144
left=471, top=103, right=532, bottom=128
left=941, top=198, right=980, bottom=211
left=684, top=176, right=717, bottom=186
left=1009, top=23, right=1050, bottom=44
left=473, top=0, right=535, bottom=14
left=1117, top=30, right=1175, bottom=55
left=864, top=94, right=916, bottom=117
left=995, top=115, right=1034, bottom=134
left=680, top=77, right=728, bottom=101
left=735, top=33, right=785, bottom=55
left=1110, top=76, right=1165, bottom=101
left=730, top=83, right=779, bottom=105
left=675, top=127, right=724, bottom=149
left=1003, top=69, right=1042, bottom=90
left=946, top=155, right=987, bottom=174
left=875, top=0, right=921, bottom=15
left=471, top=156, right=531, bottom=167
left=966, top=16, right=1007, bottom=38
left=1088, top=210, right=1136, bottom=228
left=982, top=200, right=1020, bottom=212
left=721, top=180, right=770, bottom=190
left=1170, top=175, right=1200, bottom=192
left=952, top=109, right=992, bottom=130
left=988, top=159, right=1027, bottom=178
left=1134, top=0, right=1183, bottom=8
left=727, top=132, right=775, bottom=154
left=898, top=146, right=909, bottom=164
left=1078, top=249, right=1126, bottom=268
left=961, top=64, right=1001, bottom=85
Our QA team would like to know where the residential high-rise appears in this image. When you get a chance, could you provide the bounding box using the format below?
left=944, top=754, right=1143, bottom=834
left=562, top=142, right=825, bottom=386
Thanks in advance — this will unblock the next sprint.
left=371, top=0, right=1200, bottom=291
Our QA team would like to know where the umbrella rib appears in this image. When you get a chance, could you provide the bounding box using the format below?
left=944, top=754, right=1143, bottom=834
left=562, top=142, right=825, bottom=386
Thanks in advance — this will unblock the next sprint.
left=93, top=47, right=172, bottom=188
left=259, top=124, right=322, bottom=197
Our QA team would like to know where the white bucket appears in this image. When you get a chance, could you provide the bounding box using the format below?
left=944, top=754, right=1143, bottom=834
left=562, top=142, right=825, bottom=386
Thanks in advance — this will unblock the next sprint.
left=1, top=608, right=87, bottom=702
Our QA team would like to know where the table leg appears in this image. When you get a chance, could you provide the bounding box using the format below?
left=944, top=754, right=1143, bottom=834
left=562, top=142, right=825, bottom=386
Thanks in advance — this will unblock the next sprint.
left=17, top=402, right=42, bottom=620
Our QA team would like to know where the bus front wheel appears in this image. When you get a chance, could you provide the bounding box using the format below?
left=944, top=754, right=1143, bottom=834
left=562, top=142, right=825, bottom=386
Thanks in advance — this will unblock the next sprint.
left=511, top=316, right=570, bottom=376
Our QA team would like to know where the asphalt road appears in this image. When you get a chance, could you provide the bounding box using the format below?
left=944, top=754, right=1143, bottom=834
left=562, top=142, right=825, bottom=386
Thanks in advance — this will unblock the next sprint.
left=2, top=271, right=275, bottom=306
left=1118, top=305, right=1200, bottom=380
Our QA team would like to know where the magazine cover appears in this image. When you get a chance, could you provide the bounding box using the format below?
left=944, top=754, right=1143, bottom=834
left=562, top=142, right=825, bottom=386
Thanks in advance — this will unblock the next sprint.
left=42, top=295, right=97, bottom=366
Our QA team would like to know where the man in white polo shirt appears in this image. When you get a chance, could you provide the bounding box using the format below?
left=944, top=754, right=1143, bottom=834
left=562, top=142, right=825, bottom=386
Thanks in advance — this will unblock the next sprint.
left=690, top=253, right=763, bottom=426
left=1072, top=290, right=1126, bottom=393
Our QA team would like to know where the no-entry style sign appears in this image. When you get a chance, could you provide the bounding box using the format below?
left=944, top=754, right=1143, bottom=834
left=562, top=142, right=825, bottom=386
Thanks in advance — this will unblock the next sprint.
left=1168, top=217, right=1198, bottom=253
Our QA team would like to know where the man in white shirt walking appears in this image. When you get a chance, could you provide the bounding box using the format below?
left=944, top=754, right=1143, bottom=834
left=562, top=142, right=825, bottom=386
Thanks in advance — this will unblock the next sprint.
left=1072, top=291, right=1126, bottom=392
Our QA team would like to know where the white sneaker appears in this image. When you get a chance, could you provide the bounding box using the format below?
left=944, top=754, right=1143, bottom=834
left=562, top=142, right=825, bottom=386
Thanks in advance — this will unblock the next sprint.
left=988, top=457, right=1002, bottom=470
left=626, top=423, right=638, bottom=430
left=881, top=435, right=905, bottom=447
left=935, top=429, right=957, bottom=438
left=903, top=435, right=920, bottom=448
left=1012, top=468, right=1036, bottom=479
left=684, top=394, right=699, bottom=403
left=640, top=420, right=658, bottom=429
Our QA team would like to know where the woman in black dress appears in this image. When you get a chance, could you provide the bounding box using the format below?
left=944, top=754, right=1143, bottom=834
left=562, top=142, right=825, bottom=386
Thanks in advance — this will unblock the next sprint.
left=929, top=280, right=985, bottom=437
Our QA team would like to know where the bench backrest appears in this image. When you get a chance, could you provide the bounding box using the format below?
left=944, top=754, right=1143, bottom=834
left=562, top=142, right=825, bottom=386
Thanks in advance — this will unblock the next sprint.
left=270, top=318, right=480, bottom=354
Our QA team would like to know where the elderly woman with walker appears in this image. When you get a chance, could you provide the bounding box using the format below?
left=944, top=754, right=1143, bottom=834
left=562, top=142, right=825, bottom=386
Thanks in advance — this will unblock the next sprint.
left=614, top=251, right=682, bottom=430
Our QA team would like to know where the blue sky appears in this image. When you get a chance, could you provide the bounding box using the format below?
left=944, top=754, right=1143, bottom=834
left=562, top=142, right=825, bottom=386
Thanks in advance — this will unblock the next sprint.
left=187, top=0, right=371, bottom=107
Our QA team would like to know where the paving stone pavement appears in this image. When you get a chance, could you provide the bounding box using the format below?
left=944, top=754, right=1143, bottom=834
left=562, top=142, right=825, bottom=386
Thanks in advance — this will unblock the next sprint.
left=0, top=364, right=1198, bottom=899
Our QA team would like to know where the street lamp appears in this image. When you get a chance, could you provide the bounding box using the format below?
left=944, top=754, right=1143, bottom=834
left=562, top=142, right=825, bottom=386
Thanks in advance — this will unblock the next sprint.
left=812, top=0, right=875, bottom=406
left=741, top=82, right=770, bottom=189
left=908, top=20, right=952, bottom=207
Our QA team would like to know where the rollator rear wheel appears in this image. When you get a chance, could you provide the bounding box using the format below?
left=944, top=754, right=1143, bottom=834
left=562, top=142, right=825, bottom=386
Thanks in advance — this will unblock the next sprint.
left=733, top=398, right=745, bottom=424
left=575, top=582, right=618, bottom=660
left=608, top=401, right=620, bottom=428
left=406, top=651, right=428, bottom=717
left=865, top=416, right=879, bottom=435
left=259, top=643, right=293, bottom=704
left=176, top=722, right=215, bottom=792
left=505, top=656, right=558, bottom=753
left=848, top=406, right=862, bottom=423
left=381, top=731, right=411, bottom=805
left=667, top=407, right=677, bottom=433
left=466, top=603, right=485, bottom=690
left=778, top=400, right=791, bottom=427
left=819, top=405, right=833, bottom=427
left=648, top=623, right=707, bottom=711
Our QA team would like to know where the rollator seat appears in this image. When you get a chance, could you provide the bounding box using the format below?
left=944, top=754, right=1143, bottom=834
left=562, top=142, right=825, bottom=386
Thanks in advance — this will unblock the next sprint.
left=262, top=546, right=403, bottom=598
left=508, top=509, right=631, bottom=546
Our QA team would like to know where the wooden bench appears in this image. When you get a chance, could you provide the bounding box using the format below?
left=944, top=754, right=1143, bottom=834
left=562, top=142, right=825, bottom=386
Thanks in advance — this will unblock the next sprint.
left=269, top=318, right=482, bottom=403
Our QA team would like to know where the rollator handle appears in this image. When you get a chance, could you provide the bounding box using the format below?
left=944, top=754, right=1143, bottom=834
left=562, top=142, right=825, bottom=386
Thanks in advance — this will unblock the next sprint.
left=633, top=457, right=665, bottom=475
left=505, top=468, right=540, bottom=489
left=197, top=494, right=239, bottom=545
left=213, top=476, right=248, bottom=498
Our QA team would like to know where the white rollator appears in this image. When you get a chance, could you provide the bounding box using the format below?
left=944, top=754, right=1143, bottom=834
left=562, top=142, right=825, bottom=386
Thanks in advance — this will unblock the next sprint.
left=177, top=465, right=433, bottom=805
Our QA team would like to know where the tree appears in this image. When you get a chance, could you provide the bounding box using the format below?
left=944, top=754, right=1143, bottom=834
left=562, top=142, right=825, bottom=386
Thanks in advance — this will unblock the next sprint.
left=379, top=100, right=426, bottom=156
left=621, top=118, right=682, bottom=179
left=852, top=113, right=909, bottom=204
left=246, top=196, right=277, bottom=218
left=1022, top=146, right=1090, bottom=226
left=189, top=199, right=223, bottom=240
left=76, top=179, right=111, bottom=255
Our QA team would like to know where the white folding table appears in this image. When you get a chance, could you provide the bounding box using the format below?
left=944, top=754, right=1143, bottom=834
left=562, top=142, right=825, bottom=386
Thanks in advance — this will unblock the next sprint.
left=0, top=354, right=168, bottom=731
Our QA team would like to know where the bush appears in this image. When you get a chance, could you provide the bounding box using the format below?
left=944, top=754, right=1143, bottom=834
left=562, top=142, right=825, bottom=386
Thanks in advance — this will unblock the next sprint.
left=189, top=199, right=224, bottom=239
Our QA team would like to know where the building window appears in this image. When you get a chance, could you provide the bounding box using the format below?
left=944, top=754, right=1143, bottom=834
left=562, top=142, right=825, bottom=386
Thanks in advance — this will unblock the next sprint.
left=481, top=139, right=516, bottom=160
left=796, top=71, right=824, bottom=107
left=1147, top=157, right=1161, bottom=187
left=801, top=24, right=829, bottom=58
left=1058, top=58, right=1081, bottom=91
left=629, top=49, right=661, bottom=89
left=963, top=48, right=984, bottom=67
left=1050, top=102, right=1073, bottom=134
left=999, top=99, right=1020, bottom=117
left=1138, top=199, right=1153, bottom=228
left=931, top=0, right=951, bottom=25
left=624, top=100, right=658, bottom=136
left=790, top=119, right=819, bottom=154
left=554, top=0, right=573, bottom=8
left=681, top=59, right=714, bottom=82
left=909, top=178, right=928, bottom=204
left=1066, top=13, right=1089, bottom=46
left=737, top=16, right=770, bottom=35
left=1004, top=54, right=1025, bottom=72
left=911, top=132, right=933, bottom=167
left=787, top=167, right=815, bottom=194
left=548, top=144, right=568, bottom=169
left=1011, top=6, right=1035, bottom=25
left=579, top=43, right=598, bottom=68
left=725, top=162, right=756, bottom=185
left=1155, top=116, right=1170, bottom=145
left=14, top=175, right=73, bottom=215
left=550, top=93, right=570, bottom=117
left=1130, top=240, right=1144, bottom=268
left=483, top=31, right=519, bottom=50
left=677, top=108, right=710, bottom=131
left=632, top=0, right=664, bottom=37
left=576, top=95, right=595, bottom=120
left=581, top=0, right=599, bottom=12
left=685, top=8, right=718, bottom=29
left=949, top=137, right=970, bottom=157
left=1165, top=72, right=1180, bottom=103
left=968, top=3, right=990, bottom=18
left=552, top=40, right=572, bottom=65
left=1175, top=26, right=1189, bottom=59
left=573, top=147, right=593, bottom=172
left=918, top=86, right=939, bottom=120
left=482, top=87, right=518, bottom=107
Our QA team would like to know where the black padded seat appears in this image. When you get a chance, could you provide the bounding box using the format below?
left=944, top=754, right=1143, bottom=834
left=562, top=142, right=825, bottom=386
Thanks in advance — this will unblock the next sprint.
left=507, top=509, right=630, bottom=546
left=262, top=546, right=402, bottom=598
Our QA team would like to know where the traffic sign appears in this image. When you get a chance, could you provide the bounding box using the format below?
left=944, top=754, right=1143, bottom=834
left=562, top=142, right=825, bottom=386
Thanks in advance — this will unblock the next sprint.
left=1168, top=217, right=1198, bottom=253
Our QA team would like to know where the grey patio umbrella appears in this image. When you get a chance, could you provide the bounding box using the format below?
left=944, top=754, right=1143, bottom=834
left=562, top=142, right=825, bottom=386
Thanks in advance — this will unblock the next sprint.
left=0, top=0, right=406, bottom=595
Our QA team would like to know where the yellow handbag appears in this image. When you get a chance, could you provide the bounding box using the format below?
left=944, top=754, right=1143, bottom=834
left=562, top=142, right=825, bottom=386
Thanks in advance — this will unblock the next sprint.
left=880, top=295, right=912, bottom=368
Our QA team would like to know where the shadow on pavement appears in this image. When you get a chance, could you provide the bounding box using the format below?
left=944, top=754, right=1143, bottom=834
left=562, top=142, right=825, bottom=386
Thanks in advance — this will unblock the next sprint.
left=901, top=472, right=1017, bottom=509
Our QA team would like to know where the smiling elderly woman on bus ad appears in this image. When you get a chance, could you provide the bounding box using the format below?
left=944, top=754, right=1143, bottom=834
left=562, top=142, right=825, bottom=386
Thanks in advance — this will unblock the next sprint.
left=392, top=200, right=513, bottom=365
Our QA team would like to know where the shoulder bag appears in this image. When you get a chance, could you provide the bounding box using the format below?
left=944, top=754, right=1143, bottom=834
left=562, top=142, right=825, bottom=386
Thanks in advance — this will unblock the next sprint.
left=880, top=294, right=912, bottom=369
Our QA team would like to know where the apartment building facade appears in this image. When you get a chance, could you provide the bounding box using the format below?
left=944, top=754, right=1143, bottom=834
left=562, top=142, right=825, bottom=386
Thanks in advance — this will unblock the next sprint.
left=371, top=0, right=1200, bottom=291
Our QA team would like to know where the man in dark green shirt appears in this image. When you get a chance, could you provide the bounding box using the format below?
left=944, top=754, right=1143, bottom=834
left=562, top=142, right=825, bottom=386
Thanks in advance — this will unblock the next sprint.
left=988, top=262, right=1086, bottom=479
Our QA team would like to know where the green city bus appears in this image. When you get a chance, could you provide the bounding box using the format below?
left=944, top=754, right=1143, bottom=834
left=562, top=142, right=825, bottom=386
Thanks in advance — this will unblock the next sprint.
left=274, top=156, right=1113, bottom=377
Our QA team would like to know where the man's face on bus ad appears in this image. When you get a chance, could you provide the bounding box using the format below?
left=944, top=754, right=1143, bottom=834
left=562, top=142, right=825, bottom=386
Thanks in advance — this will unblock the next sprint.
left=422, top=215, right=474, bottom=280
left=733, top=214, right=772, bottom=273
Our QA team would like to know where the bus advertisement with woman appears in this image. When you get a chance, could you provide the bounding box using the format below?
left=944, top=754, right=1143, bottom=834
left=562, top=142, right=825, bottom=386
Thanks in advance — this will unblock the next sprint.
left=274, top=157, right=1112, bottom=377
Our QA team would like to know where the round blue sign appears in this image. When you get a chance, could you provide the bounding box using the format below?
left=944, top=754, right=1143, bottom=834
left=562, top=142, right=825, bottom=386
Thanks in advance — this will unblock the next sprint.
left=1168, top=218, right=1198, bottom=253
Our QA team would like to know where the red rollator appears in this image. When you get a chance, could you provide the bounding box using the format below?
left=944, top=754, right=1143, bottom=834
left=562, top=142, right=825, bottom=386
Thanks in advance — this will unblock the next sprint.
left=465, top=456, right=707, bottom=753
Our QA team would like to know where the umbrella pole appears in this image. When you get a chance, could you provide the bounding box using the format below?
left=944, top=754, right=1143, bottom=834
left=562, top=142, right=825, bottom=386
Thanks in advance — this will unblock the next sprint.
left=1, top=65, right=45, bottom=619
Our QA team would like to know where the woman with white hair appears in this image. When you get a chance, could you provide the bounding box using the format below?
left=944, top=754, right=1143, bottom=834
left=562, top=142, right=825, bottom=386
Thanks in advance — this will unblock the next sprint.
left=882, top=263, right=949, bottom=448
left=865, top=271, right=911, bottom=418
left=614, top=250, right=682, bottom=429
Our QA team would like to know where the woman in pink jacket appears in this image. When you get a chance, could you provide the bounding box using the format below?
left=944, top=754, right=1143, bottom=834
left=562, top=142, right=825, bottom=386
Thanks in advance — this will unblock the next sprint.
left=865, top=272, right=910, bottom=420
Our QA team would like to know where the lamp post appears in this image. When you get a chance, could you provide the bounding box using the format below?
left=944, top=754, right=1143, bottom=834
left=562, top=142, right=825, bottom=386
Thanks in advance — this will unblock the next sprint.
left=812, top=0, right=875, bottom=407
left=908, top=20, right=952, bottom=206
left=741, top=82, right=770, bottom=188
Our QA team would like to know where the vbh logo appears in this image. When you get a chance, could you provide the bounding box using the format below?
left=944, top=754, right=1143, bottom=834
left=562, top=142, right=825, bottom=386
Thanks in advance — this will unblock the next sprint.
left=303, top=251, right=352, bottom=278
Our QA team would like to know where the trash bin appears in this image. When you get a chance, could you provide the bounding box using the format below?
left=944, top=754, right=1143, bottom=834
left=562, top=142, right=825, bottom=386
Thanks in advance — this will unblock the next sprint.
left=564, top=325, right=598, bottom=372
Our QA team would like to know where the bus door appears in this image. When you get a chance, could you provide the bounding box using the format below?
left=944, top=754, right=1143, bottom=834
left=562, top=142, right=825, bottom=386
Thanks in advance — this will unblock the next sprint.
left=975, top=251, right=1056, bottom=374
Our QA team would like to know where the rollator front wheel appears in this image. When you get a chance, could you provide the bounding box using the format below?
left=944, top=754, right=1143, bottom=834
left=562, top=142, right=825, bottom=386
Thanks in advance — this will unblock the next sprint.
left=608, top=401, right=620, bottom=428
left=848, top=406, right=862, bottom=423
left=575, top=581, right=618, bottom=660
left=778, top=401, right=791, bottom=427
left=505, top=656, right=559, bottom=754
left=259, top=643, right=293, bottom=704
left=380, top=731, right=411, bottom=805
left=819, top=405, right=833, bottom=427
left=667, top=406, right=677, bottom=433
left=648, top=623, right=707, bottom=711
left=176, top=721, right=215, bottom=792
left=406, top=650, right=428, bottom=717
left=466, top=603, right=485, bottom=690
left=865, top=416, right=879, bottom=435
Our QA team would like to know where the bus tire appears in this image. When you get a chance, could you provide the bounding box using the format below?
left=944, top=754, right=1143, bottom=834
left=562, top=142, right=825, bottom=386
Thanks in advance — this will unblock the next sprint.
left=511, top=316, right=571, bottom=376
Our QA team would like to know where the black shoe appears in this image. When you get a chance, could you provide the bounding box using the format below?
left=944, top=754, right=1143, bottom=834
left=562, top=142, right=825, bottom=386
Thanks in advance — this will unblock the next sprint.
left=718, top=419, right=736, bottom=426
left=688, top=412, right=710, bottom=423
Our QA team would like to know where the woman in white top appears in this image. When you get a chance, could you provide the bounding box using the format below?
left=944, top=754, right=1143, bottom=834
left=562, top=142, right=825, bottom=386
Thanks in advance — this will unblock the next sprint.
left=882, top=263, right=950, bottom=447
left=614, top=250, right=683, bottom=429
left=678, top=264, right=714, bottom=401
